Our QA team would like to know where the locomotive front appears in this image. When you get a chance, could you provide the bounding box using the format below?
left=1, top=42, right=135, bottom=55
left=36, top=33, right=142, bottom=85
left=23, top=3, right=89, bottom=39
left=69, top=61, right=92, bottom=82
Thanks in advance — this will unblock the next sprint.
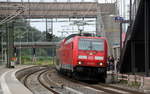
left=73, top=36, right=108, bottom=81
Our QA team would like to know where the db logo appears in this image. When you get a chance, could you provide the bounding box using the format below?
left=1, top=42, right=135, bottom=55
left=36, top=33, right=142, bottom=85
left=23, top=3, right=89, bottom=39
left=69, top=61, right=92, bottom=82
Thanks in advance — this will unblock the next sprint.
left=88, top=56, right=93, bottom=60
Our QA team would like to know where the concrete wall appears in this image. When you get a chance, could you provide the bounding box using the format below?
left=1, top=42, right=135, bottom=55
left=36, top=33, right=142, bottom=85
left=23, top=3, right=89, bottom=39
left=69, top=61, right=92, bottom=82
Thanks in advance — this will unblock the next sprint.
left=102, top=15, right=120, bottom=55
left=96, top=3, right=120, bottom=56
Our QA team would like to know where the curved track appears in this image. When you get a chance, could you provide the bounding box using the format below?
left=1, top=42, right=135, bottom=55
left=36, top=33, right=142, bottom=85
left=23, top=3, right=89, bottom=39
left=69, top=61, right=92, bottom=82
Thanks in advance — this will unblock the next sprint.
left=38, top=69, right=59, bottom=94
left=18, top=66, right=145, bottom=94
left=20, top=66, right=59, bottom=94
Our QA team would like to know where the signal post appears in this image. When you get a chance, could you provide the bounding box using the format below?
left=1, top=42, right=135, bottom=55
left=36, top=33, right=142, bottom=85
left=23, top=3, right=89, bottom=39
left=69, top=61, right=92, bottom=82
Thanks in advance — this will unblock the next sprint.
left=6, top=22, right=15, bottom=68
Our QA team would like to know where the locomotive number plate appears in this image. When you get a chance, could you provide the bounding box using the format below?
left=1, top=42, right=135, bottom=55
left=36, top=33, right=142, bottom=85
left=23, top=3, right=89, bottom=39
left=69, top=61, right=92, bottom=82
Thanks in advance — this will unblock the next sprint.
left=87, top=62, right=94, bottom=65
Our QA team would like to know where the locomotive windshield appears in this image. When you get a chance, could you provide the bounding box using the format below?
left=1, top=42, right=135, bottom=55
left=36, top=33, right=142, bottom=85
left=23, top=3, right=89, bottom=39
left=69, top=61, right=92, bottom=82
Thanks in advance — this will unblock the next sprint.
left=78, top=38, right=104, bottom=51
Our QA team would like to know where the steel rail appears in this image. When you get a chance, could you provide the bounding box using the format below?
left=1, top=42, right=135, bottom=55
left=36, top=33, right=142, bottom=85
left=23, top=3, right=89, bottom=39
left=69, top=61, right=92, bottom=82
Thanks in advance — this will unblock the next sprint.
left=38, top=69, right=59, bottom=94
left=58, top=72, right=145, bottom=94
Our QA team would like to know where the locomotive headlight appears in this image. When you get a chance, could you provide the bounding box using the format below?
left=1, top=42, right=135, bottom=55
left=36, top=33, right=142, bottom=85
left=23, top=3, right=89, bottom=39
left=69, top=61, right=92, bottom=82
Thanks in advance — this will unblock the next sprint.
left=99, top=62, right=103, bottom=66
left=78, top=61, right=82, bottom=65
left=95, top=56, right=104, bottom=60
left=78, top=55, right=87, bottom=59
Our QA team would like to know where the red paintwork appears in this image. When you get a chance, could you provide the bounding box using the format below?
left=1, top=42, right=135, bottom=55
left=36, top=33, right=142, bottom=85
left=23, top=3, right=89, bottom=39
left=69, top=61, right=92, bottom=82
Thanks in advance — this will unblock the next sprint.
left=57, top=36, right=108, bottom=70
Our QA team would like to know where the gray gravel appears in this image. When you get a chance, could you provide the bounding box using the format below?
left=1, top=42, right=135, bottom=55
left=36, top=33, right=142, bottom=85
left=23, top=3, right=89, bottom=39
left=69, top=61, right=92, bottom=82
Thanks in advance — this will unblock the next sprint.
left=26, top=70, right=53, bottom=94
left=110, top=83, right=145, bottom=93
left=48, top=70, right=109, bottom=94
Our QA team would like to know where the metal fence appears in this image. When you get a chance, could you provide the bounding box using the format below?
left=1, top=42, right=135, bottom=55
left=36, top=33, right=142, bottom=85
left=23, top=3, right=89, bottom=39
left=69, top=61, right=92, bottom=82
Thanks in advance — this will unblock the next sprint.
left=111, top=72, right=147, bottom=89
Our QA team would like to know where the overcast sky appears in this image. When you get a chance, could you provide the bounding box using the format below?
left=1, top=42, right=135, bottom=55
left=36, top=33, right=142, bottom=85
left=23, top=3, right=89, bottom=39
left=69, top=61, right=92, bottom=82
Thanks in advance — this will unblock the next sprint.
left=29, top=18, right=96, bottom=37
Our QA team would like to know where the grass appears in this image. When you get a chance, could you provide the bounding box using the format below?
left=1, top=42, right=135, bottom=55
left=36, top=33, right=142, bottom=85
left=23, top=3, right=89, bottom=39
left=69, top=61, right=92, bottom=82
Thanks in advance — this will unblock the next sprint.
left=20, top=56, right=55, bottom=66
left=119, top=80, right=128, bottom=84
left=119, top=80, right=140, bottom=88
left=128, top=81, right=141, bottom=88
left=22, top=60, right=54, bottom=65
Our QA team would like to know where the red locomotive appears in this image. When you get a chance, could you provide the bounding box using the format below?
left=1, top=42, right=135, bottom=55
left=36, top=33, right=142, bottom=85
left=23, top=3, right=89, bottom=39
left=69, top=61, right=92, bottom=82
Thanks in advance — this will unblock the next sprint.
left=55, top=33, right=108, bottom=82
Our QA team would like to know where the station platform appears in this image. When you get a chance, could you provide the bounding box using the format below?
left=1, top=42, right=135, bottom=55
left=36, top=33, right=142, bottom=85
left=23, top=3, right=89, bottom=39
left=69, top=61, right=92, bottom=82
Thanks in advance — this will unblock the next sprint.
left=0, top=65, right=33, bottom=94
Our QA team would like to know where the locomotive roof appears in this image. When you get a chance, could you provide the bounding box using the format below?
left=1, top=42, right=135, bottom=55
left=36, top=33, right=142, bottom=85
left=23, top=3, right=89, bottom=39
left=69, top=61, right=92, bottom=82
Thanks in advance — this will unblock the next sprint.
left=65, top=33, right=96, bottom=41
left=65, top=34, right=79, bottom=40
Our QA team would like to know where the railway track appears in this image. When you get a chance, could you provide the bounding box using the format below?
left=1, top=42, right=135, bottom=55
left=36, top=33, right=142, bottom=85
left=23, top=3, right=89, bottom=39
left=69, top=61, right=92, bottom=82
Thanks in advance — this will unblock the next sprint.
left=38, top=69, right=59, bottom=94
left=56, top=71, right=145, bottom=94
left=20, top=67, right=82, bottom=94
left=89, top=83, right=144, bottom=94
left=19, top=66, right=59, bottom=94
left=94, top=83, right=144, bottom=94
left=42, top=70, right=85, bottom=94
left=17, top=66, right=146, bottom=94
left=22, top=68, right=45, bottom=89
